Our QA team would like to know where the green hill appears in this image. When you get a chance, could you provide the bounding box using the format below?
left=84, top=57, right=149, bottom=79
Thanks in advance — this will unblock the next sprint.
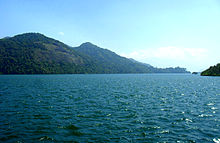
left=74, top=42, right=151, bottom=73
left=75, top=43, right=189, bottom=73
left=0, top=33, right=96, bottom=74
left=201, top=63, right=220, bottom=76
left=0, top=33, right=189, bottom=74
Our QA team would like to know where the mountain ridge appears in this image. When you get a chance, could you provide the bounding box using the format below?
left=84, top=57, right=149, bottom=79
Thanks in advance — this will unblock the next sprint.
left=0, top=33, right=190, bottom=74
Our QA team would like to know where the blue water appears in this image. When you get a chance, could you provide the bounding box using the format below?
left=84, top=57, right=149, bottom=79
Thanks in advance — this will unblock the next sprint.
left=0, top=74, right=219, bottom=142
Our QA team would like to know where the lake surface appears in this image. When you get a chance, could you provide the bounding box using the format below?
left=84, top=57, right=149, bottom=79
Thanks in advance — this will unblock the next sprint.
left=0, top=74, right=219, bottom=142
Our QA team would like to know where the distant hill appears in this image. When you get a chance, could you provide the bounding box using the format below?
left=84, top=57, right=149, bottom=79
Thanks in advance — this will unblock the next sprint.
left=0, top=33, right=189, bottom=74
left=74, top=42, right=152, bottom=73
left=129, top=58, right=152, bottom=67
left=201, top=63, right=220, bottom=76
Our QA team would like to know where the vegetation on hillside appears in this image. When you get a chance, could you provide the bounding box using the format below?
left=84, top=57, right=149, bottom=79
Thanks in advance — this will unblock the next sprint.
left=201, top=63, right=220, bottom=76
left=74, top=42, right=152, bottom=73
left=0, top=33, right=95, bottom=74
left=0, top=33, right=190, bottom=74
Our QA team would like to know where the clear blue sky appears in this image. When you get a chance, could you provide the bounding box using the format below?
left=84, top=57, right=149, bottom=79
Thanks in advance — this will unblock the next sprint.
left=1, top=0, right=220, bottom=72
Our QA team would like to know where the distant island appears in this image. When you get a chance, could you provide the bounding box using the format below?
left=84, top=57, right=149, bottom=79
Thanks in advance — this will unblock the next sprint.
left=0, top=33, right=190, bottom=74
left=192, top=72, right=199, bottom=74
left=201, top=63, right=220, bottom=76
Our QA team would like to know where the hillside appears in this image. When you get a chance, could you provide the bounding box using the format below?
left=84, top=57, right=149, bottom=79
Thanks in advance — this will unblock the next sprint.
left=0, top=33, right=189, bottom=74
left=74, top=42, right=151, bottom=73
left=128, top=58, right=188, bottom=73
left=129, top=58, right=152, bottom=67
left=201, top=63, right=220, bottom=76
left=0, top=33, right=96, bottom=74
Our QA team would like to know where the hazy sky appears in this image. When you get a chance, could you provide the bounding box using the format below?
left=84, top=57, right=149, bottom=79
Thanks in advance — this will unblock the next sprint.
left=1, top=0, right=220, bottom=72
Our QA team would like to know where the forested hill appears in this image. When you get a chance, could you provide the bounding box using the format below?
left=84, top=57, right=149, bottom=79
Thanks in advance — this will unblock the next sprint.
left=0, top=33, right=189, bottom=74
left=201, top=63, right=220, bottom=76
left=74, top=42, right=152, bottom=73
left=0, top=33, right=96, bottom=74
left=74, top=43, right=189, bottom=73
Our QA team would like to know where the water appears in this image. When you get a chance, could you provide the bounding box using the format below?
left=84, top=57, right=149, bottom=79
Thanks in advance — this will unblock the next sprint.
left=0, top=74, right=219, bottom=142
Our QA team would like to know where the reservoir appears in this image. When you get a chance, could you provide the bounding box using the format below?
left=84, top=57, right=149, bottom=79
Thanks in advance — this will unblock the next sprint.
left=0, top=74, right=219, bottom=142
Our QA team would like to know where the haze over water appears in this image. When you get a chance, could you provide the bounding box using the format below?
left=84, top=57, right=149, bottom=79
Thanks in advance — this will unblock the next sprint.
left=0, top=74, right=219, bottom=142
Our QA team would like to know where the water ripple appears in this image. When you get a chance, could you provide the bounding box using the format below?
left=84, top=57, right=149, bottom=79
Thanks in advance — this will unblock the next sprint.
left=0, top=74, right=219, bottom=142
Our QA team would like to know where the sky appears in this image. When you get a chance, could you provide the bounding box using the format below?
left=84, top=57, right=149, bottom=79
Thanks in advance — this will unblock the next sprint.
left=1, top=0, right=220, bottom=72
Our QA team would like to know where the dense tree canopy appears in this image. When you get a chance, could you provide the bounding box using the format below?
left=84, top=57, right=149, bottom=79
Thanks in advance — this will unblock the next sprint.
left=201, top=64, right=220, bottom=76
left=0, top=33, right=190, bottom=74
